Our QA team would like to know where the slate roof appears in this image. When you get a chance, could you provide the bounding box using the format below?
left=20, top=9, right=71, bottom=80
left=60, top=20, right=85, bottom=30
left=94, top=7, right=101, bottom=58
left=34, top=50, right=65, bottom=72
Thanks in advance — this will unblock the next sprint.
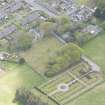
left=3, top=1, right=23, bottom=13
left=0, top=1, right=23, bottom=20
left=21, top=12, right=40, bottom=26
left=0, top=25, right=17, bottom=39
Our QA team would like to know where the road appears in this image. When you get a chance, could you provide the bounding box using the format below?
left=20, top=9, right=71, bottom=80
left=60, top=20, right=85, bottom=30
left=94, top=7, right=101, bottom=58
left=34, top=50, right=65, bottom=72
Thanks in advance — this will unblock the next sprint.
left=23, top=0, right=57, bottom=17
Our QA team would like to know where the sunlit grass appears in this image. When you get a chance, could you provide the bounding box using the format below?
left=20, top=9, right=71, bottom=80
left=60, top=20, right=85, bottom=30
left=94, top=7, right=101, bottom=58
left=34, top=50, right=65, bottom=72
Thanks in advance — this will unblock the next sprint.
left=0, top=62, right=46, bottom=105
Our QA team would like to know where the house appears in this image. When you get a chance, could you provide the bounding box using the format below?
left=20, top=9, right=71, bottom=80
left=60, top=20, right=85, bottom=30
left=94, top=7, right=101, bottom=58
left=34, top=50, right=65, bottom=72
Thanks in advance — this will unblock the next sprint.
left=21, top=10, right=48, bottom=27
left=82, top=25, right=102, bottom=36
left=3, top=1, right=23, bottom=13
left=21, top=12, right=41, bottom=26
left=0, top=25, right=17, bottom=39
left=41, top=0, right=94, bottom=22
left=0, top=52, right=9, bottom=60
left=0, top=0, right=13, bottom=6
left=61, top=32, right=74, bottom=42
left=0, top=1, right=24, bottom=21
left=70, top=6, right=94, bottom=22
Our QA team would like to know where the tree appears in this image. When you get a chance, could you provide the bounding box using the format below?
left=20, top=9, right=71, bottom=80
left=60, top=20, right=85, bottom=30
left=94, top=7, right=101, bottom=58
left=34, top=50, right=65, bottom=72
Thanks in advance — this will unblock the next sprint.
left=18, top=58, right=25, bottom=64
left=16, top=34, right=33, bottom=51
left=55, top=15, right=72, bottom=34
left=14, top=88, right=47, bottom=105
left=39, top=22, right=56, bottom=36
left=45, top=43, right=82, bottom=77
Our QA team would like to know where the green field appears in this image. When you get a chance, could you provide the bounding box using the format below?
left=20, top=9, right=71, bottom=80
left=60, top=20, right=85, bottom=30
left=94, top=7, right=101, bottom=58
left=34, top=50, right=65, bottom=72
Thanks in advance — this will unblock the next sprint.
left=0, top=62, right=46, bottom=105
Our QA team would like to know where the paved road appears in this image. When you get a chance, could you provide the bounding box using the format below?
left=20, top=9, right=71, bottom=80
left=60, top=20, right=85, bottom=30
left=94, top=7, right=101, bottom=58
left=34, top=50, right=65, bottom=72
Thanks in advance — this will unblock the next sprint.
left=23, top=0, right=57, bottom=17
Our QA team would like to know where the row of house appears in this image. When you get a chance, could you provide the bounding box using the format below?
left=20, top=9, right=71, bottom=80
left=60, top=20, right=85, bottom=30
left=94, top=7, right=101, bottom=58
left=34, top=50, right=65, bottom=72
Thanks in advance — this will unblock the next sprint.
left=82, top=25, right=102, bottom=36
left=70, top=6, right=94, bottom=22
left=21, top=10, right=47, bottom=26
left=59, top=0, right=94, bottom=22
left=0, top=52, right=10, bottom=60
left=39, top=0, right=95, bottom=22
left=0, top=1, right=24, bottom=21
left=0, top=25, right=17, bottom=39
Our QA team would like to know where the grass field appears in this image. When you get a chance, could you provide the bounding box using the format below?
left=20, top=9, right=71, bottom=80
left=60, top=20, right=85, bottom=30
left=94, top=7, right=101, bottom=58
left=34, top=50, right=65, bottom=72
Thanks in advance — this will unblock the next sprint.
left=20, top=36, right=62, bottom=74
left=0, top=61, right=46, bottom=105
left=69, top=81, right=105, bottom=105
left=83, top=34, right=105, bottom=71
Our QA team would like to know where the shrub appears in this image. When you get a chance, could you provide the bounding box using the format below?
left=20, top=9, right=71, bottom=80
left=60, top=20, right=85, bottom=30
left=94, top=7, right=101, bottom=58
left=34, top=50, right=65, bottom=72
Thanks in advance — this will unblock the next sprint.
left=14, top=88, right=47, bottom=105
left=45, top=43, right=82, bottom=77
left=16, top=34, right=33, bottom=51
left=18, top=58, right=25, bottom=64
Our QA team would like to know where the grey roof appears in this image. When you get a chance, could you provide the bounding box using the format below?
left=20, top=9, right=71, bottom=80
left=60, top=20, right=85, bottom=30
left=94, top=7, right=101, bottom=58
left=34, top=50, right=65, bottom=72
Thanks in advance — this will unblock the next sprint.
left=0, top=25, right=17, bottom=39
left=0, top=1, right=23, bottom=20
left=21, top=12, right=40, bottom=26
left=3, top=1, right=23, bottom=13
left=71, top=6, right=93, bottom=21
left=0, top=12, right=7, bottom=20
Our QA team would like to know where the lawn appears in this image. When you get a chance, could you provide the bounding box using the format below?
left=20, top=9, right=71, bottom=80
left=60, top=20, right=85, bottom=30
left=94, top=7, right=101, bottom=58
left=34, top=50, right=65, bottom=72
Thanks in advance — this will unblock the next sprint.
left=68, top=81, right=105, bottom=105
left=20, top=36, right=62, bottom=74
left=0, top=62, right=46, bottom=105
left=83, top=34, right=105, bottom=71
left=68, top=34, right=105, bottom=105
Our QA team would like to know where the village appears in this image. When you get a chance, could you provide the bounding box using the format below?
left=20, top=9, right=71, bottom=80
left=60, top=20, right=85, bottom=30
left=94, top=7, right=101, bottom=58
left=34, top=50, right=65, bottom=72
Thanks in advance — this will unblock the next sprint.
left=0, top=0, right=105, bottom=105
